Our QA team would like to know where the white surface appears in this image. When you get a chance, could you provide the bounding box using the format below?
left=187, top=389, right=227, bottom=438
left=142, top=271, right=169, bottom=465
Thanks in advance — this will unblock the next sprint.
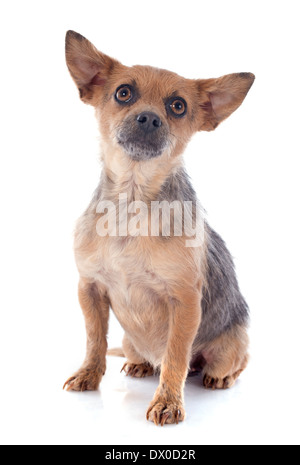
left=0, top=0, right=300, bottom=446
left=1, top=351, right=297, bottom=446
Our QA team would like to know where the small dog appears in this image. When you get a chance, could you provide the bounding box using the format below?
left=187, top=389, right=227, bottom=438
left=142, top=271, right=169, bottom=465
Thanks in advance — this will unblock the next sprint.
left=63, top=30, right=255, bottom=426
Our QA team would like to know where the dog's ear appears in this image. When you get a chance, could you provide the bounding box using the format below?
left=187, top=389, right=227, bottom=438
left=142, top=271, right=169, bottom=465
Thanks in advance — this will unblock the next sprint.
left=65, top=30, right=120, bottom=105
left=196, top=73, right=255, bottom=131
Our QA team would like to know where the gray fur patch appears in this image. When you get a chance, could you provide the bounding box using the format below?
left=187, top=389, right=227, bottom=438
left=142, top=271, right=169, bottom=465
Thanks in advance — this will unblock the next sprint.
left=158, top=172, right=249, bottom=343
left=196, top=224, right=249, bottom=345
left=157, top=168, right=198, bottom=203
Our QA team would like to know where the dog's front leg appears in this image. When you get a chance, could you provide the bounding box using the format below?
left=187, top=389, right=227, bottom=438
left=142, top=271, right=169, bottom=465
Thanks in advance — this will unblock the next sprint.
left=147, top=291, right=201, bottom=426
left=63, top=278, right=109, bottom=391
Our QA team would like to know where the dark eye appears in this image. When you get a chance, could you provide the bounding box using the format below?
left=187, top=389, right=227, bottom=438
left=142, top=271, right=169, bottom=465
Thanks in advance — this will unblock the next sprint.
left=169, top=98, right=187, bottom=117
left=115, top=85, right=133, bottom=103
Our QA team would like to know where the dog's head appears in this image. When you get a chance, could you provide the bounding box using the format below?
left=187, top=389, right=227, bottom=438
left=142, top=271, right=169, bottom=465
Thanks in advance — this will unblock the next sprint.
left=66, top=31, right=255, bottom=163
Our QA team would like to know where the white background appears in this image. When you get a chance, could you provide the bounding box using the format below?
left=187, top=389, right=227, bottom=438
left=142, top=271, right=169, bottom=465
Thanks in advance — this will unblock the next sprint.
left=0, top=0, right=299, bottom=446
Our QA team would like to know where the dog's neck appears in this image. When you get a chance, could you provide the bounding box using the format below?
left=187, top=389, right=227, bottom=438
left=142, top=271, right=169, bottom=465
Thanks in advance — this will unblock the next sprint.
left=100, top=142, right=184, bottom=204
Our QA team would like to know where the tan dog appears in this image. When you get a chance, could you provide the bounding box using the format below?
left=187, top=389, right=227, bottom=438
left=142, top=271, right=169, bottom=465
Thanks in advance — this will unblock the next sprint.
left=63, top=30, right=255, bottom=426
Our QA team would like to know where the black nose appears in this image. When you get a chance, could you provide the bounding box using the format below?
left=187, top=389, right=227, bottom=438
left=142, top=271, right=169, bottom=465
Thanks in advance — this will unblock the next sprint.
left=136, top=112, right=162, bottom=133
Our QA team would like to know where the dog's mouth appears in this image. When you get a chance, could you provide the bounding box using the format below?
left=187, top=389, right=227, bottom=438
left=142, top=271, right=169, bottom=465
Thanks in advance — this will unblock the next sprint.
left=117, top=138, right=168, bottom=160
left=116, top=113, right=169, bottom=161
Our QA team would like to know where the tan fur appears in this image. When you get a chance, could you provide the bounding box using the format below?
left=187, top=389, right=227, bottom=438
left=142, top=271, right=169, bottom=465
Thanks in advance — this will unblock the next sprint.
left=107, top=347, right=125, bottom=357
left=63, top=31, right=254, bottom=425
left=121, top=362, right=154, bottom=378
left=63, top=279, right=109, bottom=391
left=199, top=325, right=249, bottom=389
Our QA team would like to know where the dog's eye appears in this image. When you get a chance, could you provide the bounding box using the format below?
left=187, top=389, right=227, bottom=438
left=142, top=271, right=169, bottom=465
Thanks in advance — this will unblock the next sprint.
left=168, top=98, right=187, bottom=117
left=115, top=85, right=133, bottom=103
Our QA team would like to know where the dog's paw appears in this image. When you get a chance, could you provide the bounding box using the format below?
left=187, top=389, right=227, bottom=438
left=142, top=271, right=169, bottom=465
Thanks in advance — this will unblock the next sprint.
left=203, top=369, right=242, bottom=390
left=63, top=367, right=104, bottom=392
left=121, top=362, right=154, bottom=378
left=146, top=400, right=185, bottom=426
left=203, top=373, right=238, bottom=390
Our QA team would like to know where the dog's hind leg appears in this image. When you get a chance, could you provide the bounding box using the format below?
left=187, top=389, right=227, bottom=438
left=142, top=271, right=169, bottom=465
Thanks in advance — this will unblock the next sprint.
left=200, top=325, right=249, bottom=390
left=63, top=278, right=109, bottom=391
left=121, top=333, right=154, bottom=378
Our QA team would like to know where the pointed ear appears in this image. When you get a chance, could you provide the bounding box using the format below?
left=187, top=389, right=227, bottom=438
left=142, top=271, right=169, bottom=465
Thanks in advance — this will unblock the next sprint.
left=65, top=30, right=120, bottom=105
left=196, top=73, right=255, bottom=131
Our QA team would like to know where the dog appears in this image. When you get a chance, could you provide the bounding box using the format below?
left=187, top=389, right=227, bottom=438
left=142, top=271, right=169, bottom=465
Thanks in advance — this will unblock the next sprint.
left=63, top=30, right=255, bottom=426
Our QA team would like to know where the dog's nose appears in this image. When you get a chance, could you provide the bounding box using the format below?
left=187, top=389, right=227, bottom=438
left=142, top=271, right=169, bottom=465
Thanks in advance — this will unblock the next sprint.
left=136, top=112, right=162, bottom=133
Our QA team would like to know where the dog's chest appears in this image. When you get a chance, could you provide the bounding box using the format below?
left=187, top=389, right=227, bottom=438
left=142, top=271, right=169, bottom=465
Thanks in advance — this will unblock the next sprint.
left=75, top=211, right=202, bottom=365
left=76, top=233, right=172, bottom=360
left=77, top=230, right=171, bottom=298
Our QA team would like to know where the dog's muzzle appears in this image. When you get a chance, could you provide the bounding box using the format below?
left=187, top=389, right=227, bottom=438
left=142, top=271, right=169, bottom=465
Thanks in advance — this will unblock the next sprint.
left=117, top=112, right=169, bottom=160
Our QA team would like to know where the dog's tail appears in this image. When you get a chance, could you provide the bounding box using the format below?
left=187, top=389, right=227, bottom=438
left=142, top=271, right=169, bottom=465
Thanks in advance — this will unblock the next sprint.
left=107, top=347, right=125, bottom=357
